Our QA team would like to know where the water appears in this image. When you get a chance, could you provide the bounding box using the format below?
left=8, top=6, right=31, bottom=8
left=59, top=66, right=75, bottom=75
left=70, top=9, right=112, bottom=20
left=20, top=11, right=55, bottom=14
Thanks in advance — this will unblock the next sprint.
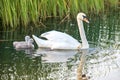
left=0, top=12, right=120, bottom=80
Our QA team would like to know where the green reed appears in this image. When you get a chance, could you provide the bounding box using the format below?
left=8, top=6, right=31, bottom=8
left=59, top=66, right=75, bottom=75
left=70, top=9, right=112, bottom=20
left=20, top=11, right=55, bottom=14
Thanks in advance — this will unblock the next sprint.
left=0, top=0, right=119, bottom=29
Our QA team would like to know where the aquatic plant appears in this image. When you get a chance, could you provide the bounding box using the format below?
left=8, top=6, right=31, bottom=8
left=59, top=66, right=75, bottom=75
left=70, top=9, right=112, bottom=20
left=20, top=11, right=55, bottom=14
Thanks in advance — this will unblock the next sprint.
left=0, top=0, right=119, bottom=29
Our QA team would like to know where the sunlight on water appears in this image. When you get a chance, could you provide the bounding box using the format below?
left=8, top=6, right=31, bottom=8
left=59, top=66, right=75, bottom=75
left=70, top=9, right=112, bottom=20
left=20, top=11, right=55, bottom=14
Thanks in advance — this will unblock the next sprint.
left=87, top=49, right=120, bottom=80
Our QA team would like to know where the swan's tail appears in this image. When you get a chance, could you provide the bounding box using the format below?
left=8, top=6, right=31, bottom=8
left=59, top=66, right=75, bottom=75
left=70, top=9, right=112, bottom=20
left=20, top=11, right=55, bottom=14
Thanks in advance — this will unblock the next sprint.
left=32, top=35, right=48, bottom=48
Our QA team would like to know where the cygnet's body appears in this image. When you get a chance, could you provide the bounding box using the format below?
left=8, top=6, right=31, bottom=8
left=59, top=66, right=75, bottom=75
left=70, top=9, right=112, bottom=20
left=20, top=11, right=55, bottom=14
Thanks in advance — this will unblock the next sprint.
left=13, top=36, right=34, bottom=49
left=13, top=36, right=30, bottom=47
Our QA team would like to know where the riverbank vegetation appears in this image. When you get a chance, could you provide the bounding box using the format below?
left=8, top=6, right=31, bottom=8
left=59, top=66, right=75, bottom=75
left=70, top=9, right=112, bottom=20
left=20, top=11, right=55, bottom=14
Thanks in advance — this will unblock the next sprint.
left=0, top=0, right=119, bottom=30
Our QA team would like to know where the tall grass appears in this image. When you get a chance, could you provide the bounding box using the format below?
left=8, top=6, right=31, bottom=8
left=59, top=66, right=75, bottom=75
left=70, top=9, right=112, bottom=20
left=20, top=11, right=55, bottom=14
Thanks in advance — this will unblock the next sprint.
left=0, top=0, right=119, bottom=29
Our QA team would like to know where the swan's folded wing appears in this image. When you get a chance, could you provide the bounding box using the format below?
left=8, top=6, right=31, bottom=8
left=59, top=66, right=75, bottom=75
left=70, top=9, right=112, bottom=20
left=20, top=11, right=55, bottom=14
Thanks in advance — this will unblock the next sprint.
left=40, top=30, right=79, bottom=43
left=40, top=30, right=59, bottom=39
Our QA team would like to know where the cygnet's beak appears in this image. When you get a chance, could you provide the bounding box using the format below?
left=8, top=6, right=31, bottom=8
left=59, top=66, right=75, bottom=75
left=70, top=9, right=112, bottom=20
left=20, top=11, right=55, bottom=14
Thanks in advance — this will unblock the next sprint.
left=83, top=18, right=89, bottom=23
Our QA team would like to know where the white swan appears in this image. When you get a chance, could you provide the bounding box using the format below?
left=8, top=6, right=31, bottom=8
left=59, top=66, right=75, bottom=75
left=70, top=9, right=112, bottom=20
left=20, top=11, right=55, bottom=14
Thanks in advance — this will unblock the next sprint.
left=32, top=12, right=89, bottom=50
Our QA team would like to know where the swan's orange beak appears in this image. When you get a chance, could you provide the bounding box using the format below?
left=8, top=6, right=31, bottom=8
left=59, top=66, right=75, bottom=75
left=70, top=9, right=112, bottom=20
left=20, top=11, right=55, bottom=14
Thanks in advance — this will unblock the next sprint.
left=83, top=18, right=89, bottom=23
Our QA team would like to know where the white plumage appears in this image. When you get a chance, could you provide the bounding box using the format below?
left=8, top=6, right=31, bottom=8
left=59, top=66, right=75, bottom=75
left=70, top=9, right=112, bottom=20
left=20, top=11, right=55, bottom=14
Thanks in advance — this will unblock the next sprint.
left=33, top=30, right=80, bottom=49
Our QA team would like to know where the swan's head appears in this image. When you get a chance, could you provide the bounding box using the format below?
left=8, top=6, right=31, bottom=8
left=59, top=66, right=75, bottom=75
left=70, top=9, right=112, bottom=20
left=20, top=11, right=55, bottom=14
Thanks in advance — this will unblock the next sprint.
left=77, top=12, right=89, bottom=23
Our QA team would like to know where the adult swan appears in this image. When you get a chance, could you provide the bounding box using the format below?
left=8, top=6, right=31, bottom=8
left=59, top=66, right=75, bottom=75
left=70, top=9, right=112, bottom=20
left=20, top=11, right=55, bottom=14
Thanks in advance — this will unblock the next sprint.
left=32, top=12, right=89, bottom=50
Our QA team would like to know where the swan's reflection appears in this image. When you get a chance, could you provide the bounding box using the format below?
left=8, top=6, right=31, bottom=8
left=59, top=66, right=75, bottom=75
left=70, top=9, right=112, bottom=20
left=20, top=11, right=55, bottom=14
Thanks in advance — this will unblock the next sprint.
left=77, top=49, right=89, bottom=80
left=14, top=48, right=90, bottom=80
left=34, top=48, right=78, bottom=63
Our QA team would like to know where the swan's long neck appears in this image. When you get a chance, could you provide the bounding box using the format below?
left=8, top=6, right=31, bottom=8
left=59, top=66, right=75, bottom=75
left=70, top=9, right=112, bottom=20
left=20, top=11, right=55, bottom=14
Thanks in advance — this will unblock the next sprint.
left=77, top=19, right=89, bottom=48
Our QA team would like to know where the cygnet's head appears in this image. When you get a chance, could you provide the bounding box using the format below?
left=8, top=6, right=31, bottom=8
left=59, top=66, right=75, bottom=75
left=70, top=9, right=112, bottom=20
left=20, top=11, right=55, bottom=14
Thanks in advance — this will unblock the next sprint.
left=25, top=36, right=31, bottom=42
left=77, top=12, right=89, bottom=23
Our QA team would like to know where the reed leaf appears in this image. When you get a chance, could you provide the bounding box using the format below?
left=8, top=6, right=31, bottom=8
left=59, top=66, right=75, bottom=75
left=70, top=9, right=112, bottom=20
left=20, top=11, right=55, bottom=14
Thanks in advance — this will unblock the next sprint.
left=28, top=0, right=38, bottom=24
left=57, top=0, right=67, bottom=17
left=19, top=0, right=28, bottom=26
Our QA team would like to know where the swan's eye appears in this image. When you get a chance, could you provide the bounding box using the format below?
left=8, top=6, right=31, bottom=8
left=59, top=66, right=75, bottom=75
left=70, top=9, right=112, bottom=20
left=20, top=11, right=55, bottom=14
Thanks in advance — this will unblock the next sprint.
left=83, top=15, right=87, bottom=19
